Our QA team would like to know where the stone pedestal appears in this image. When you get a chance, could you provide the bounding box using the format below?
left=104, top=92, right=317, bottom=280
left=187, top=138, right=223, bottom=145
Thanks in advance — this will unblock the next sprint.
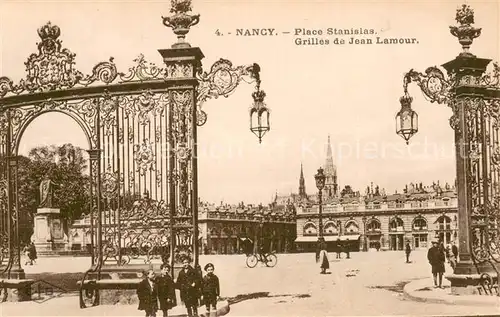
left=446, top=260, right=500, bottom=295
left=31, top=208, right=67, bottom=255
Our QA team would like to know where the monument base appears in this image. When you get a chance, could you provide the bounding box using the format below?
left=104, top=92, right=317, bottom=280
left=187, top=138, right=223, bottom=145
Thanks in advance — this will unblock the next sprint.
left=32, top=208, right=68, bottom=256
left=33, top=241, right=67, bottom=256
left=446, top=260, right=500, bottom=295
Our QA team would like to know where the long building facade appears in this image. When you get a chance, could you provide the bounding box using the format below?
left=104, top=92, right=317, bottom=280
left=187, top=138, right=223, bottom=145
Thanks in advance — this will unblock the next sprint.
left=277, top=136, right=459, bottom=253
left=295, top=195, right=458, bottom=252
left=198, top=203, right=296, bottom=254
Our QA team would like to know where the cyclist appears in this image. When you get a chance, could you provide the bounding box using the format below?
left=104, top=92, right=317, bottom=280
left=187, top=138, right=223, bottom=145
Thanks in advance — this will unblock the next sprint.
left=258, top=245, right=268, bottom=263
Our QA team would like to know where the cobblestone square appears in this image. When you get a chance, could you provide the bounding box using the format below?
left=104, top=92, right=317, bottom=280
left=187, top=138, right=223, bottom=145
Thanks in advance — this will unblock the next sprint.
left=2, top=251, right=499, bottom=316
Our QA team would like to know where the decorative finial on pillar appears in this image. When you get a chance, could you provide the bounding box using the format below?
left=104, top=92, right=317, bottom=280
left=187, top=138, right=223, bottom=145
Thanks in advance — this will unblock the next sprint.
left=449, top=4, right=482, bottom=56
left=162, top=0, right=200, bottom=49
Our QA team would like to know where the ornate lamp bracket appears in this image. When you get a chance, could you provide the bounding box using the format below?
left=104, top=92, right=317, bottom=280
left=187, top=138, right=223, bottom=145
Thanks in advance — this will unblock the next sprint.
left=403, top=67, right=451, bottom=105
left=195, top=59, right=265, bottom=126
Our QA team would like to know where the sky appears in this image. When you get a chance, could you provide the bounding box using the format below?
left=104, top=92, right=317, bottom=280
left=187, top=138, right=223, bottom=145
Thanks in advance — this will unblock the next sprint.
left=1, top=0, right=499, bottom=205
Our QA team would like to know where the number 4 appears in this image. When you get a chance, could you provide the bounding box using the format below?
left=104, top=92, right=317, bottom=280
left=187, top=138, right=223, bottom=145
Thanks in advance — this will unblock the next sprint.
left=215, top=29, right=222, bottom=36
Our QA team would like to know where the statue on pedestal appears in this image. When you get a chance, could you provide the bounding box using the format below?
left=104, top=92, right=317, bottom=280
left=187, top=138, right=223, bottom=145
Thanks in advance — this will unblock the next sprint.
left=39, top=175, right=58, bottom=208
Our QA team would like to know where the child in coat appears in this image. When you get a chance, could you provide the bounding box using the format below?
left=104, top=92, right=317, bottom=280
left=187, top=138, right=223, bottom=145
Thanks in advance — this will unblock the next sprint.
left=202, top=263, right=220, bottom=317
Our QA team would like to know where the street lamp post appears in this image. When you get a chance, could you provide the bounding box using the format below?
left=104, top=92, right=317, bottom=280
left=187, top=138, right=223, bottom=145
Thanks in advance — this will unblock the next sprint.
left=259, top=217, right=264, bottom=253
left=314, top=167, right=326, bottom=242
left=395, top=4, right=500, bottom=295
left=362, top=216, right=368, bottom=252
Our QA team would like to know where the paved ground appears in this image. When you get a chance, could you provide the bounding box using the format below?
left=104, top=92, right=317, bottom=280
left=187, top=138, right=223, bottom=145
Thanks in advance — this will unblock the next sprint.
left=2, top=250, right=500, bottom=316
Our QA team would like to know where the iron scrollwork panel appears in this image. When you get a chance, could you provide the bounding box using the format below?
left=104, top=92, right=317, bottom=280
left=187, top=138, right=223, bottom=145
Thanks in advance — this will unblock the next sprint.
left=465, top=96, right=500, bottom=265
left=99, top=90, right=171, bottom=265
left=169, top=88, right=196, bottom=262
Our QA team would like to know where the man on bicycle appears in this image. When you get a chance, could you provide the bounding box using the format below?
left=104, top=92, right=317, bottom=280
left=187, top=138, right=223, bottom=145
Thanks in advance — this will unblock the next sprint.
left=258, top=245, right=268, bottom=263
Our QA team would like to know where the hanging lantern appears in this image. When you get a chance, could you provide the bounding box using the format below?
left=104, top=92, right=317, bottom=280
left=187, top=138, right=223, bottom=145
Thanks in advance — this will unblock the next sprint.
left=395, top=94, right=418, bottom=144
left=249, top=89, right=270, bottom=143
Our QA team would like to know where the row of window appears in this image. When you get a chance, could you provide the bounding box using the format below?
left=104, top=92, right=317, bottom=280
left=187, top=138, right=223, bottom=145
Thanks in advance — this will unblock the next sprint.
left=303, top=215, right=454, bottom=235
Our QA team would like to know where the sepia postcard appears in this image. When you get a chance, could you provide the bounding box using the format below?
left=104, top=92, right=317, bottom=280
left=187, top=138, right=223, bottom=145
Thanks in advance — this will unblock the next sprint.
left=0, top=0, right=499, bottom=316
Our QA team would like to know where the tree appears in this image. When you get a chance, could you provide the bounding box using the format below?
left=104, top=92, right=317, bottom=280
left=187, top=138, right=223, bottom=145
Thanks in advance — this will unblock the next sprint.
left=19, top=144, right=90, bottom=227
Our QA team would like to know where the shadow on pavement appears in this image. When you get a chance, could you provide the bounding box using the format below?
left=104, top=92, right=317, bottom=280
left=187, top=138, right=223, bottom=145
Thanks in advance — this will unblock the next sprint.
left=367, top=281, right=409, bottom=294
left=223, top=292, right=311, bottom=305
left=26, top=272, right=83, bottom=292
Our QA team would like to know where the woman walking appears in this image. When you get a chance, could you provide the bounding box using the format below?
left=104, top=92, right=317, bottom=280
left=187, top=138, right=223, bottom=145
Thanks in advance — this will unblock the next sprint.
left=317, top=242, right=329, bottom=274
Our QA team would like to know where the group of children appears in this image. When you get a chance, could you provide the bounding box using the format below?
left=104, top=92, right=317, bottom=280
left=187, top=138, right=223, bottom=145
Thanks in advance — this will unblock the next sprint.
left=137, top=256, right=221, bottom=317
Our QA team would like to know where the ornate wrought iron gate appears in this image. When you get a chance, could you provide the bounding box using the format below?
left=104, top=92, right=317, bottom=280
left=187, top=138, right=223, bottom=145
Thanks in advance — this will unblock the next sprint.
left=0, top=1, right=268, bottom=305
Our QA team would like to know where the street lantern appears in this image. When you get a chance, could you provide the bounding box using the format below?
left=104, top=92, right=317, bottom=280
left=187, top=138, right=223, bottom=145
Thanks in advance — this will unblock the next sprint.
left=250, top=89, right=270, bottom=144
left=395, top=94, right=418, bottom=144
left=314, top=167, right=326, bottom=191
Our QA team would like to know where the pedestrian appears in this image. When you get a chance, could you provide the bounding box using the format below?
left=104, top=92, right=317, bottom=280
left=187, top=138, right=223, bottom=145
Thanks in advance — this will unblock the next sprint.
left=24, top=242, right=37, bottom=265
left=202, top=263, right=220, bottom=317
left=405, top=241, right=411, bottom=263
left=345, top=245, right=350, bottom=259
left=315, top=237, right=325, bottom=263
left=336, top=240, right=341, bottom=259
left=176, top=256, right=200, bottom=317
left=318, top=242, right=329, bottom=274
left=427, top=240, right=446, bottom=288
left=446, top=244, right=457, bottom=271
left=137, top=268, right=159, bottom=317
left=156, top=263, right=176, bottom=317
left=451, top=242, right=458, bottom=260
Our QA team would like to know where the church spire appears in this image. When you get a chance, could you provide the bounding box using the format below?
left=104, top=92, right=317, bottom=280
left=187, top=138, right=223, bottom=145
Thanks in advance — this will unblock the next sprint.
left=299, top=162, right=307, bottom=198
left=323, top=135, right=338, bottom=198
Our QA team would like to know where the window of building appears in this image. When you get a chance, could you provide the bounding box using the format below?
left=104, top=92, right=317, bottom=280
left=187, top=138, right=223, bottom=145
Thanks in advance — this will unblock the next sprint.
left=412, top=217, right=427, bottom=231
left=303, top=222, right=317, bottom=236
left=345, top=221, right=359, bottom=234
left=389, top=217, right=404, bottom=232
left=366, top=219, right=381, bottom=231
left=324, top=222, right=338, bottom=235
left=437, top=215, right=451, bottom=230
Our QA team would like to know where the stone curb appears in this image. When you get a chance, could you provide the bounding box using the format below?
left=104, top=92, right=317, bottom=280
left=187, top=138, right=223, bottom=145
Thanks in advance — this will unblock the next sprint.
left=403, top=278, right=500, bottom=307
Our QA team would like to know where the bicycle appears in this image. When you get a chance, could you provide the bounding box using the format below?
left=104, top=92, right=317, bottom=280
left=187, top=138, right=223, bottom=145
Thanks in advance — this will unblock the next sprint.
left=246, top=251, right=278, bottom=268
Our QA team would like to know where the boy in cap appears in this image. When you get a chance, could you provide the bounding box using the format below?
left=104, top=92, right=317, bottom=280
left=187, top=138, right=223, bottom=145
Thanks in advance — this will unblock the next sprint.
left=137, top=268, right=159, bottom=317
left=156, top=263, right=176, bottom=317
left=202, top=263, right=220, bottom=317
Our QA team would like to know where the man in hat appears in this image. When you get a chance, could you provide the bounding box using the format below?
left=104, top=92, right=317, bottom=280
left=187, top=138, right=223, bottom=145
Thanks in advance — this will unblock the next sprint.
left=427, top=239, right=446, bottom=288
left=176, top=256, right=200, bottom=317
left=156, top=263, right=176, bottom=317
left=202, top=263, right=220, bottom=317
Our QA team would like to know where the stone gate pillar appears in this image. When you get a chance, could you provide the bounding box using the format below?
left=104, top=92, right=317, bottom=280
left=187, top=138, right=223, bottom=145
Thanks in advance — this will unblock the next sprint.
left=159, top=43, right=204, bottom=271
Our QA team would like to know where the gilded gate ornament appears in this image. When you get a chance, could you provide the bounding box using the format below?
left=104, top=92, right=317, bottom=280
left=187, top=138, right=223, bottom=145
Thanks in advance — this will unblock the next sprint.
left=119, top=54, right=164, bottom=82
left=101, top=165, right=119, bottom=200
left=134, top=139, right=156, bottom=175
left=100, top=92, right=118, bottom=136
